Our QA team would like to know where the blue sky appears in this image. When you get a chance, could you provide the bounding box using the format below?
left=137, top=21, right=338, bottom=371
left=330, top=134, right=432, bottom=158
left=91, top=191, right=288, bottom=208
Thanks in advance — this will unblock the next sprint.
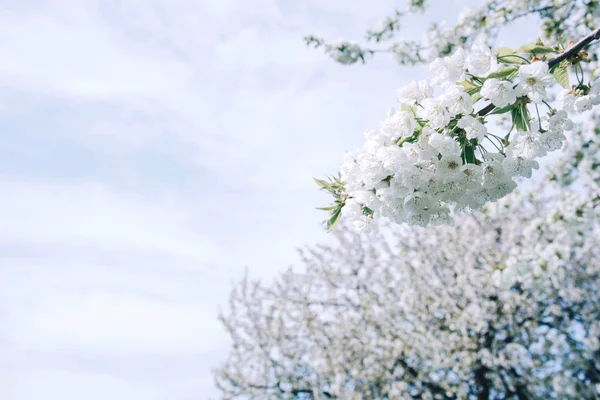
left=0, top=1, right=536, bottom=399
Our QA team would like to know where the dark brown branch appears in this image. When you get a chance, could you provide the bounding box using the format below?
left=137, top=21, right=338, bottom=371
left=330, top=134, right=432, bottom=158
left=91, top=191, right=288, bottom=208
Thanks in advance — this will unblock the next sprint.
left=476, top=27, right=600, bottom=118
left=474, top=364, right=491, bottom=400
left=548, top=27, right=600, bottom=69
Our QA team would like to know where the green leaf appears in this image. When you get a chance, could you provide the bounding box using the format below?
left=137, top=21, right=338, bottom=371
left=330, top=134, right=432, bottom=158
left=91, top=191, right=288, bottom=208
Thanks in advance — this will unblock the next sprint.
left=316, top=205, right=338, bottom=211
left=464, top=144, right=477, bottom=164
left=489, top=104, right=514, bottom=115
left=551, top=61, right=570, bottom=89
left=495, top=47, right=516, bottom=58
left=326, top=207, right=342, bottom=231
left=313, top=177, right=329, bottom=189
left=511, top=105, right=531, bottom=132
left=457, top=80, right=480, bottom=95
left=486, top=66, right=519, bottom=80
left=471, top=93, right=483, bottom=104
left=517, top=44, right=556, bottom=55
left=497, top=55, right=528, bottom=65
left=496, top=48, right=528, bottom=64
left=400, top=103, right=416, bottom=115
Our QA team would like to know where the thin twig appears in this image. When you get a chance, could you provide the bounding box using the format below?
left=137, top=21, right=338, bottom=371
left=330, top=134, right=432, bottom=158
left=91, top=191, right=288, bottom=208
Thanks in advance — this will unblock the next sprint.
left=507, top=5, right=555, bottom=23
left=549, top=27, right=600, bottom=69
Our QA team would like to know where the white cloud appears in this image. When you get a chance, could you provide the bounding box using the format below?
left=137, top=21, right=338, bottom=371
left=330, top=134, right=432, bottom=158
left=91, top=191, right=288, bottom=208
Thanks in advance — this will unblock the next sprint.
left=30, top=294, right=216, bottom=352
left=0, top=179, right=213, bottom=257
left=0, top=0, right=540, bottom=399
left=0, top=6, right=191, bottom=100
left=1, top=370, right=163, bottom=400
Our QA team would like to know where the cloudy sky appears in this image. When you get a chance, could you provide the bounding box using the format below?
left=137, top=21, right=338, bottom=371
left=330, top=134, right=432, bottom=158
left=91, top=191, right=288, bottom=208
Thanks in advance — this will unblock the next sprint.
left=0, top=1, right=537, bottom=399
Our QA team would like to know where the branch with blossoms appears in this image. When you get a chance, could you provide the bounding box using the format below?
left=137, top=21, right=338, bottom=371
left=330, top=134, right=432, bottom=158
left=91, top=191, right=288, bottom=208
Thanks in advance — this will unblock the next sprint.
left=216, top=188, right=600, bottom=398
left=476, top=27, right=600, bottom=118
left=305, top=1, right=599, bottom=67
left=316, top=28, right=600, bottom=231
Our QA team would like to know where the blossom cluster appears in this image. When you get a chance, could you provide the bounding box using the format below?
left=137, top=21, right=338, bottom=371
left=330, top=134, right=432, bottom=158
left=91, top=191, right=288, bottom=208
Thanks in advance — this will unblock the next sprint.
left=308, top=1, right=600, bottom=68
left=326, top=43, right=600, bottom=230
left=560, top=81, right=600, bottom=112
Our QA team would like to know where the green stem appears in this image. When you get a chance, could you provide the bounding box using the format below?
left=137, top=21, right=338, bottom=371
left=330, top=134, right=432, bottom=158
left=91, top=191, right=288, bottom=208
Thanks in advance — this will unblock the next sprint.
left=497, top=54, right=531, bottom=64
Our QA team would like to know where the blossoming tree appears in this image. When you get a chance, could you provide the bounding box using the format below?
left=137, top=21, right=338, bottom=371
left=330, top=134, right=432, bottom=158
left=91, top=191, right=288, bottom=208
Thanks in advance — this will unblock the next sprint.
left=310, top=0, right=600, bottom=230
left=214, top=168, right=600, bottom=398
left=216, top=75, right=600, bottom=400
left=215, top=104, right=600, bottom=396
left=214, top=2, right=600, bottom=399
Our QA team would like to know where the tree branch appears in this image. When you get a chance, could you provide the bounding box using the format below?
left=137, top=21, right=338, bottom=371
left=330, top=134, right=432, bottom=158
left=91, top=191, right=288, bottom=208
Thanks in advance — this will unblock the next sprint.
left=476, top=27, right=600, bottom=118
left=548, top=27, right=600, bottom=69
